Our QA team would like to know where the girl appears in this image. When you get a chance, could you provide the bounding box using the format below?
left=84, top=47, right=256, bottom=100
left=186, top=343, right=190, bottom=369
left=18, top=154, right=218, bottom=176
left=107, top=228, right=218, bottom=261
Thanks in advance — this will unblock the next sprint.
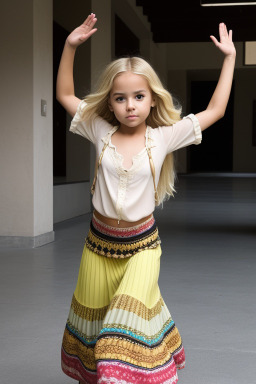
left=57, top=14, right=236, bottom=384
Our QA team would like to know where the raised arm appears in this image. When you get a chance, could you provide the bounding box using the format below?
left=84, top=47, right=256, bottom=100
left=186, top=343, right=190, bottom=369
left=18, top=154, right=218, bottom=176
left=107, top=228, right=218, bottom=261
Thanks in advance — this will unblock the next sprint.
left=196, top=23, right=236, bottom=131
left=56, top=14, right=97, bottom=117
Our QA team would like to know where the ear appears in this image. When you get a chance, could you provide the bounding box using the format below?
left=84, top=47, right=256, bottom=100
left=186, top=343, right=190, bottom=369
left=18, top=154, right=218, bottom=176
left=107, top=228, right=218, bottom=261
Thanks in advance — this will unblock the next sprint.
left=151, top=97, right=156, bottom=108
left=108, top=98, right=114, bottom=112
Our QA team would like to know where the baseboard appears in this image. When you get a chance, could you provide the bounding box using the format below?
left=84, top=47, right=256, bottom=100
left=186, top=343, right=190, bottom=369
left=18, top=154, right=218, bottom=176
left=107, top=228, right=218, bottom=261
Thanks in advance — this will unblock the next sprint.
left=0, top=231, right=55, bottom=249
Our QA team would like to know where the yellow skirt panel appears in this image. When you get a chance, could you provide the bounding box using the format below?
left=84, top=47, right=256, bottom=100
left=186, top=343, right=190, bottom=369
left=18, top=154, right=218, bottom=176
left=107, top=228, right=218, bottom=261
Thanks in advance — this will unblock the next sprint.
left=74, top=245, right=161, bottom=309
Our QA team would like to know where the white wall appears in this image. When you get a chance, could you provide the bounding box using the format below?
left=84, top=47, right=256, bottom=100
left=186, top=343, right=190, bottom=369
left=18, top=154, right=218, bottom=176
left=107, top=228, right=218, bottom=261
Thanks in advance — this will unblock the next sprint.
left=0, top=0, right=54, bottom=245
left=53, top=182, right=91, bottom=223
left=33, top=0, right=54, bottom=236
left=0, top=1, right=34, bottom=237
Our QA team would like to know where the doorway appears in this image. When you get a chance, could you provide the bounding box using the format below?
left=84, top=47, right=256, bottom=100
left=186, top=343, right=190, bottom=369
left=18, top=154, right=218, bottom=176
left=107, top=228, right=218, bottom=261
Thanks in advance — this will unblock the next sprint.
left=188, top=81, right=234, bottom=172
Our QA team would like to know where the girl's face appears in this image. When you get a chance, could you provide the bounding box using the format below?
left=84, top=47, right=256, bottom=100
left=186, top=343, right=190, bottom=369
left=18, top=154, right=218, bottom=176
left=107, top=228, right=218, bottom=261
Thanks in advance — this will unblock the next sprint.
left=108, top=72, right=155, bottom=131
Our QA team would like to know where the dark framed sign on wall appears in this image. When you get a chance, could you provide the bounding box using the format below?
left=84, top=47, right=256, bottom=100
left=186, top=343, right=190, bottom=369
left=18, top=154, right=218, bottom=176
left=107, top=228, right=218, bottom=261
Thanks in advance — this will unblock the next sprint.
left=244, top=42, right=256, bottom=66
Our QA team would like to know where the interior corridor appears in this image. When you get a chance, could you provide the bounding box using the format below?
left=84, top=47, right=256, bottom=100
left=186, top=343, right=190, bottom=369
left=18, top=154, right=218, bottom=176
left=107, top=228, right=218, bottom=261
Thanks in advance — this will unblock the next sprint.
left=1, top=175, right=256, bottom=384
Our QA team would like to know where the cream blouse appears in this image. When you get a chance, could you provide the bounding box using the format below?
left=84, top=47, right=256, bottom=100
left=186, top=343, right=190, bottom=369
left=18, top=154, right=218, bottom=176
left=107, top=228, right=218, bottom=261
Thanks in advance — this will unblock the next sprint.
left=70, top=100, right=202, bottom=222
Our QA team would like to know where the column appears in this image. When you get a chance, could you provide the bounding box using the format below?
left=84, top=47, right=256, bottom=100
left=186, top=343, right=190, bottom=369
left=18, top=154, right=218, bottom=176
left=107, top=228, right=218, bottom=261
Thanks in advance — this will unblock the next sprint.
left=0, top=0, right=54, bottom=248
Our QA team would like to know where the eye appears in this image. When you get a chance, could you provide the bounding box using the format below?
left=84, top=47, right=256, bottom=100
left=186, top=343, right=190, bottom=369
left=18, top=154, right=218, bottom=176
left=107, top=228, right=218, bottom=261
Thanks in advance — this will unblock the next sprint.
left=115, top=96, right=125, bottom=102
left=136, top=94, right=145, bottom=100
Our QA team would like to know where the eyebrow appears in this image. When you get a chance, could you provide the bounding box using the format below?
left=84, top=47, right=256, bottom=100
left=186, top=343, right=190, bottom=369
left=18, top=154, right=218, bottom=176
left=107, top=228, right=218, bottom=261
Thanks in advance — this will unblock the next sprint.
left=112, top=89, right=147, bottom=96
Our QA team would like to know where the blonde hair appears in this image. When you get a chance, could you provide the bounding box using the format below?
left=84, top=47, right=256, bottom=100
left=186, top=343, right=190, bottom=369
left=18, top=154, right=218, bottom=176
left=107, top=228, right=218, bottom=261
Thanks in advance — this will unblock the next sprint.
left=82, top=57, right=181, bottom=205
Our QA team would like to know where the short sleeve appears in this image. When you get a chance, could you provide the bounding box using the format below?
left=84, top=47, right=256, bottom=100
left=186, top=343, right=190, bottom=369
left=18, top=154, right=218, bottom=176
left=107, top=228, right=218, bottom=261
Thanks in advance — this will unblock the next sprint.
left=160, top=114, right=202, bottom=154
left=69, top=100, right=111, bottom=144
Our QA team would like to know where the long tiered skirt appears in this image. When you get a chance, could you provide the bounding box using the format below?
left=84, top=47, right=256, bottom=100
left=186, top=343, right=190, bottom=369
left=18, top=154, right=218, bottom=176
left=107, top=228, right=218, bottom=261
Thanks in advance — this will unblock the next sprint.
left=61, top=215, right=185, bottom=384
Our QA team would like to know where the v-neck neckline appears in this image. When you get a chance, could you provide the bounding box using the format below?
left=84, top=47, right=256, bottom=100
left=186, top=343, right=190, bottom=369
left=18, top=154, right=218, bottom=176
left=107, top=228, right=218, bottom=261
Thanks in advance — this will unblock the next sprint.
left=108, top=126, right=149, bottom=172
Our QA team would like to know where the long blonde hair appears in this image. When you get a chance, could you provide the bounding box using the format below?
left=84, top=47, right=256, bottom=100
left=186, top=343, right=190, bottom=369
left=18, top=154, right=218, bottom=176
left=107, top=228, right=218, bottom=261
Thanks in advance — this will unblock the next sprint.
left=82, top=57, right=181, bottom=205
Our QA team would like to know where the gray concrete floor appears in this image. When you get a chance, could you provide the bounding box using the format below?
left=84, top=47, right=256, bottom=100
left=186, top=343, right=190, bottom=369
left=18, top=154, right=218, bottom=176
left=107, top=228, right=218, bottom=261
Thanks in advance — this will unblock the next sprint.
left=1, top=175, right=256, bottom=384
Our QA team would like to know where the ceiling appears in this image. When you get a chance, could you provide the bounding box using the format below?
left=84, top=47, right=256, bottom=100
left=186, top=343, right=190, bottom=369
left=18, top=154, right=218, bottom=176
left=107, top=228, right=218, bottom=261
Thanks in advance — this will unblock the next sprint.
left=136, top=0, right=256, bottom=42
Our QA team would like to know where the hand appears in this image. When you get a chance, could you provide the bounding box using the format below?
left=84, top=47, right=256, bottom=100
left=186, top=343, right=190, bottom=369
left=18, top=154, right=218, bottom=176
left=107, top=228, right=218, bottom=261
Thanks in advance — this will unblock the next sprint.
left=210, top=23, right=236, bottom=57
left=66, top=14, right=97, bottom=48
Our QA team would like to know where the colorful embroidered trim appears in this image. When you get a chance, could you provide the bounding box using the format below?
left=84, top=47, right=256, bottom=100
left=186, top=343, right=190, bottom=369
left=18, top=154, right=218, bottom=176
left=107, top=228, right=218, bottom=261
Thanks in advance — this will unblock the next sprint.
left=92, top=213, right=155, bottom=238
left=86, top=217, right=161, bottom=258
left=62, top=293, right=185, bottom=379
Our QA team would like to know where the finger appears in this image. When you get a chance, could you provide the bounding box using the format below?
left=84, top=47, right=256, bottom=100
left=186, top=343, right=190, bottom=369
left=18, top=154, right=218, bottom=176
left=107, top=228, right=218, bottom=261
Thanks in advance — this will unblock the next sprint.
left=83, top=14, right=94, bottom=25
left=87, top=13, right=96, bottom=27
left=210, top=35, right=219, bottom=47
left=223, top=23, right=228, bottom=35
left=219, top=23, right=224, bottom=35
left=79, top=34, right=86, bottom=41
left=83, top=13, right=96, bottom=28
left=229, top=29, right=233, bottom=41
left=79, top=28, right=97, bottom=41
left=221, top=22, right=228, bottom=35
left=88, top=28, right=97, bottom=37
left=87, top=17, right=97, bottom=30
left=90, top=17, right=97, bottom=28
left=219, top=23, right=228, bottom=43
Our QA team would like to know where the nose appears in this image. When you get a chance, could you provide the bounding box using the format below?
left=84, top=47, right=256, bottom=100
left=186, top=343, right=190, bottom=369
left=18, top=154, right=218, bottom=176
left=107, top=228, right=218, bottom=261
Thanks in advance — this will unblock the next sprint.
left=126, top=98, right=135, bottom=111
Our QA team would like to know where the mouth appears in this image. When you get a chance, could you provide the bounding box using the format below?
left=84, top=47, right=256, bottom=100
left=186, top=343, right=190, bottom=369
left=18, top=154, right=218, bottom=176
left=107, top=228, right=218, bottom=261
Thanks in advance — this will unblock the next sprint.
left=126, top=115, right=138, bottom=119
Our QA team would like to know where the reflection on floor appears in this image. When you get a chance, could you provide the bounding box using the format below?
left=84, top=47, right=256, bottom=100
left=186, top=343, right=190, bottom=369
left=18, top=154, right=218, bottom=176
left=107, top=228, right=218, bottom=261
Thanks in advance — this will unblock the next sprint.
left=1, top=175, right=256, bottom=384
